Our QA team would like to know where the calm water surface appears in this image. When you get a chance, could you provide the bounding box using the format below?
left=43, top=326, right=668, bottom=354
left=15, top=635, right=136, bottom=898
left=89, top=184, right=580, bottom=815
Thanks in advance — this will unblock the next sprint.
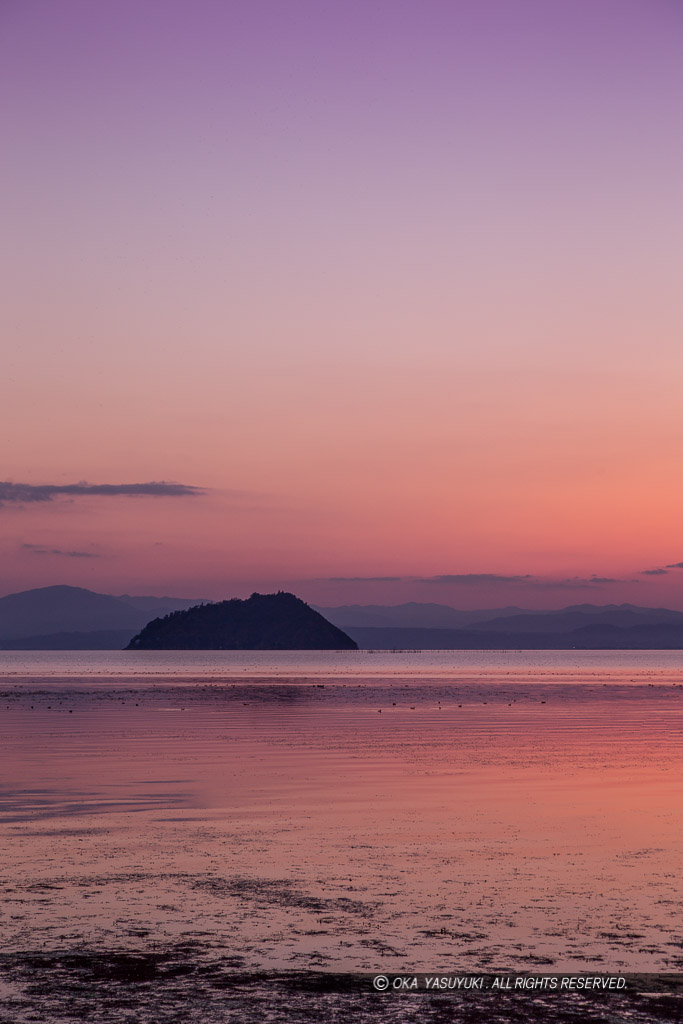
left=1, top=650, right=681, bottom=980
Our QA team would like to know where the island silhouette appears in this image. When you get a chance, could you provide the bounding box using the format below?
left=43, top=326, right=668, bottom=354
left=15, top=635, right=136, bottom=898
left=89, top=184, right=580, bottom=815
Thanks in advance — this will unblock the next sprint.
left=126, top=591, right=358, bottom=650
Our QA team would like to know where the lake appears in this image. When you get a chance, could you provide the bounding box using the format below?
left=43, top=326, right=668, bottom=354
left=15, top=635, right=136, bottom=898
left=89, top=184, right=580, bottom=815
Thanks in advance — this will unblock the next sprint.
left=0, top=650, right=681, bottom=1022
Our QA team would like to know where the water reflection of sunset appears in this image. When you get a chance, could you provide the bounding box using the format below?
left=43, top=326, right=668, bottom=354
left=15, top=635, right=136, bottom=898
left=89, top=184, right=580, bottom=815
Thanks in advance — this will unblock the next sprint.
left=2, top=652, right=681, bottom=973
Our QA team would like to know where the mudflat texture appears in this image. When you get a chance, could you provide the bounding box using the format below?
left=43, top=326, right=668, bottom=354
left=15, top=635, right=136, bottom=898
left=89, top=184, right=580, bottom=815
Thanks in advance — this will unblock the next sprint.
left=1, top=651, right=681, bottom=1021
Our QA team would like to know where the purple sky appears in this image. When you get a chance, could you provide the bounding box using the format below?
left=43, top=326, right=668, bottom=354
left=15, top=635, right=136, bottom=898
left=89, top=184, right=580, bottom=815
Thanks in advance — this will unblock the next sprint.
left=2, top=0, right=683, bottom=606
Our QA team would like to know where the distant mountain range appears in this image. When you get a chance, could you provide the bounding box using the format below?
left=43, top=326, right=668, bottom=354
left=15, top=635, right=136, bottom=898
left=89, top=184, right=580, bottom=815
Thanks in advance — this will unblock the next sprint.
left=313, top=602, right=522, bottom=628
left=2, top=587, right=683, bottom=649
left=316, top=601, right=683, bottom=631
left=0, top=586, right=207, bottom=648
left=318, top=601, right=683, bottom=650
left=342, top=623, right=683, bottom=650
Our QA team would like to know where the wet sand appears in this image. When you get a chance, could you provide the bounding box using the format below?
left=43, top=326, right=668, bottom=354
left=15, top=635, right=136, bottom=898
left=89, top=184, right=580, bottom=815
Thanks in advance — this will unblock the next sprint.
left=0, top=651, right=681, bottom=1021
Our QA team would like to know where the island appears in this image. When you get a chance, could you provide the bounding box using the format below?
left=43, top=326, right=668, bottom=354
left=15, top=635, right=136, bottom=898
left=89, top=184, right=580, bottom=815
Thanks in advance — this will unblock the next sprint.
left=125, top=591, right=358, bottom=650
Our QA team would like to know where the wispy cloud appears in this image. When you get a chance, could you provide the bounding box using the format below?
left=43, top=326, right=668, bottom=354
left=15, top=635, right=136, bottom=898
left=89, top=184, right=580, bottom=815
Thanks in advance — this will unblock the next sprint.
left=638, top=561, right=683, bottom=575
left=425, top=574, right=625, bottom=589
left=421, top=573, right=534, bottom=585
left=318, top=572, right=629, bottom=590
left=0, top=481, right=204, bottom=506
left=22, top=543, right=100, bottom=558
left=324, top=576, right=404, bottom=582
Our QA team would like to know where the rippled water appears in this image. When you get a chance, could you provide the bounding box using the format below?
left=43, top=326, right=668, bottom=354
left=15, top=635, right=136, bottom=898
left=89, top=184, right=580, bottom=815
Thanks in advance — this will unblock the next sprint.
left=0, top=650, right=681, bottom=1010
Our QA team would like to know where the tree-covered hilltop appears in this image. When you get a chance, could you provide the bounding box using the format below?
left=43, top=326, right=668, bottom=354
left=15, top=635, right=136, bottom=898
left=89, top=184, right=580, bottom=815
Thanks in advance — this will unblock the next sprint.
left=125, top=591, right=358, bottom=650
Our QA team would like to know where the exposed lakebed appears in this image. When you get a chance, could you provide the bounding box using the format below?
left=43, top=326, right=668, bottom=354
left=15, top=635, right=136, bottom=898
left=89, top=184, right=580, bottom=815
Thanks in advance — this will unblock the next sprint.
left=0, top=651, right=681, bottom=1021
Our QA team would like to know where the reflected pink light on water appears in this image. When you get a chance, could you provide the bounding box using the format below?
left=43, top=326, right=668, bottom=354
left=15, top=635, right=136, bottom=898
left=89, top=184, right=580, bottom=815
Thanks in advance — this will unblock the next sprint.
left=0, top=652, right=681, bottom=972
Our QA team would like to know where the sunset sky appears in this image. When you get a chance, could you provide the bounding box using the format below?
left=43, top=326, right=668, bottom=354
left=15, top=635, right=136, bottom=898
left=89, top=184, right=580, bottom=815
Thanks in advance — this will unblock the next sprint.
left=2, top=0, right=683, bottom=608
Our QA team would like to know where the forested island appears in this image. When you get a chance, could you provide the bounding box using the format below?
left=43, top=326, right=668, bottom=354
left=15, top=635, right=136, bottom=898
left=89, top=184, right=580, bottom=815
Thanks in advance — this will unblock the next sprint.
left=126, top=591, right=358, bottom=650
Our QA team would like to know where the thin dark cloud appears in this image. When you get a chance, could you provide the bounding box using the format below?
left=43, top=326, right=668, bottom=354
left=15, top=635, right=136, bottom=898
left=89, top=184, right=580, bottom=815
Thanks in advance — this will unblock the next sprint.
left=641, top=568, right=668, bottom=576
left=22, top=544, right=100, bottom=558
left=419, top=574, right=625, bottom=588
left=468, top=575, right=620, bottom=589
left=0, top=481, right=204, bottom=505
left=422, top=573, right=534, bottom=585
left=320, top=573, right=629, bottom=590
left=324, top=576, right=404, bottom=582
left=665, top=562, right=683, bottom=569
left=521, top=576, right=629, bottom=588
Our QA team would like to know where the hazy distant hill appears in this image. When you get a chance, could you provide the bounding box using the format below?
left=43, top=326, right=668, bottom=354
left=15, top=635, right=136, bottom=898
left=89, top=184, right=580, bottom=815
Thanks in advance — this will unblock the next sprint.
left=127, top=592, right=358, bottom=650
left=319, top=601, right=683, bottom=636
left=117, top=594, right=211, bottom=617
left=4, top=629, right=138, bottom=651
left=469, top=606, right=683, bottom=633
left=0, top=586, right=206, bottom=649
left=346, top=621, right=683, bottom=650
left=316, top=602, right=525, bottom=629
left=0, top=586, right=145, bottom=643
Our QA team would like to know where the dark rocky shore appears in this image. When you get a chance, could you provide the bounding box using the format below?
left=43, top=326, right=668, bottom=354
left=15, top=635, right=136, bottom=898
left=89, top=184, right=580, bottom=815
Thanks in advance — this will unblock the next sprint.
left=1, top=946, right=681, bottom=1023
